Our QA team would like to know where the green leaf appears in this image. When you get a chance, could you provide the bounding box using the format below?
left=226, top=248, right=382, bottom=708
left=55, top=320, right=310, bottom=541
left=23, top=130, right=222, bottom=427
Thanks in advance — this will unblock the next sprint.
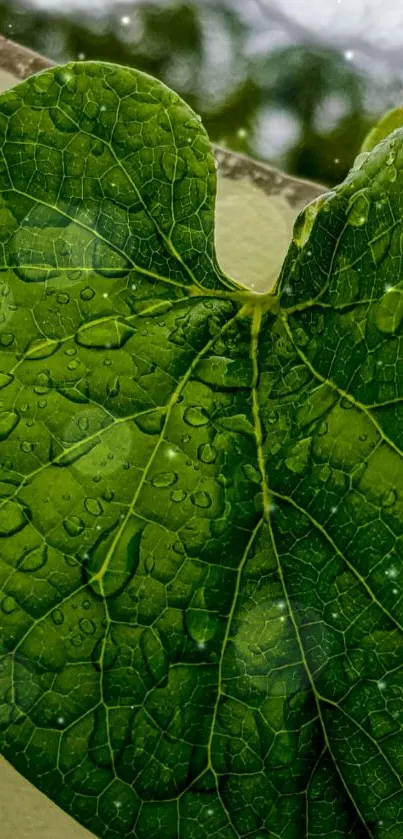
left=360, top=106, right=403, bottom=153
left=0, top=61, right=403, bottom=839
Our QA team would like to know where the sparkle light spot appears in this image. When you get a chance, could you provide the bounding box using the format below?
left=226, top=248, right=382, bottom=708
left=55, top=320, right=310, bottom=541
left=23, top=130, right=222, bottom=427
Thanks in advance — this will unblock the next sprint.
left=344, top=50, right=354, bottom=61
left=121, top=15, right=130, bottom=26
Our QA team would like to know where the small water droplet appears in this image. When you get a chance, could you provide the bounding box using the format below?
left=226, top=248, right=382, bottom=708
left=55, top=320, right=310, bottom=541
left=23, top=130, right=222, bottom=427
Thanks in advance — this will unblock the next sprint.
left=51, top=609, right=64, bottom=625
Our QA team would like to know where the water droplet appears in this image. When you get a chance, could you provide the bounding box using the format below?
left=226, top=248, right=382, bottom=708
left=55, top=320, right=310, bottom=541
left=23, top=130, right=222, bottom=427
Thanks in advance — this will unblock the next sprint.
left=80, top=286, right=95, bottom=301
left=134, top=410, right=164, bottom=435
left=77, top=321, right=132, bottom=349
left=1, top=595, right=18, bottom=614
left=0, top=500, right=27, bottom=536
left=0, top=410, right=19, bottom=440
left=191, top=491, right=212, bottom=508
left=20, top=441, right=34, bottom=453
left=63, top=515, right=85, bottom=537
left=382, top=489, right=397, bottom=508
left=79, top=617, right=96, bottom=635
left=77, top=415, right=89, bottom=432
left=242, top=463, right=261, bottom=483
left=0, top=332, right=14, bottom=347
left=370, top=229, right=390, bottom=266
left=51, top=609, right=64, bottom=625
left=184, top=405, right=209, bottom=427
left=198, top=443, right=217, bottom=464
left=173, top=541, right=185, bottom=555
left=34, top=372, right=52, bottom=395
left=317, top=421, right=328, bottom=437
left=18, top=544, right=47, bottom=572
left=171, top=489, right=187, bottom=502
left=102, top=488, right=115, bottom=502
left=0, top=372, right=13, bottom=390
left=57, top=293, right=70, bottom=304
left=84, top=498, right=103, bottom=517
left=70, top=634, right=83, bottom=647
left=145, top=556, right=155, bottom=574
left=151, top=472, right=177, bottom=488
left=347, top=190, right=370, bottom=227
left=352, top=151, right=370, bottom=171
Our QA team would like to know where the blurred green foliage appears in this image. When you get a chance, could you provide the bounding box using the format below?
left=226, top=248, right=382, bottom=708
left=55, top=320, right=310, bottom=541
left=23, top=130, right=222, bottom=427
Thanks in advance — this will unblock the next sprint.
left=0, top=0, right=383, bottom=185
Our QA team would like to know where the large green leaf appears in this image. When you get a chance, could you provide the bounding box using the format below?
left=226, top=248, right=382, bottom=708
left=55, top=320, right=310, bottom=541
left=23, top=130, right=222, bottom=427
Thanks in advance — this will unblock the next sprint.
left=0, top=61, right=402, bottom=839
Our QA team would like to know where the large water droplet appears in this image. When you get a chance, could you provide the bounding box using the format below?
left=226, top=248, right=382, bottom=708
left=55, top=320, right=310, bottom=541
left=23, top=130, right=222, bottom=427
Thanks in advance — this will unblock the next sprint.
left=347, top=190, right=370, bottom=227
left=0, top=372, right=13, bottom=390
left=374, top=286, right=403, bottom=334
left=18, top=544, right=47, bottom=573
left=370, top=230, right=390, bottom=266
left=0, top=410, right=19, bottom=440
left=77, top=320, right=133, bottom=349
left=135, top=410, right=164, bottom=435
left=0, top=500, right=28, bottom=536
